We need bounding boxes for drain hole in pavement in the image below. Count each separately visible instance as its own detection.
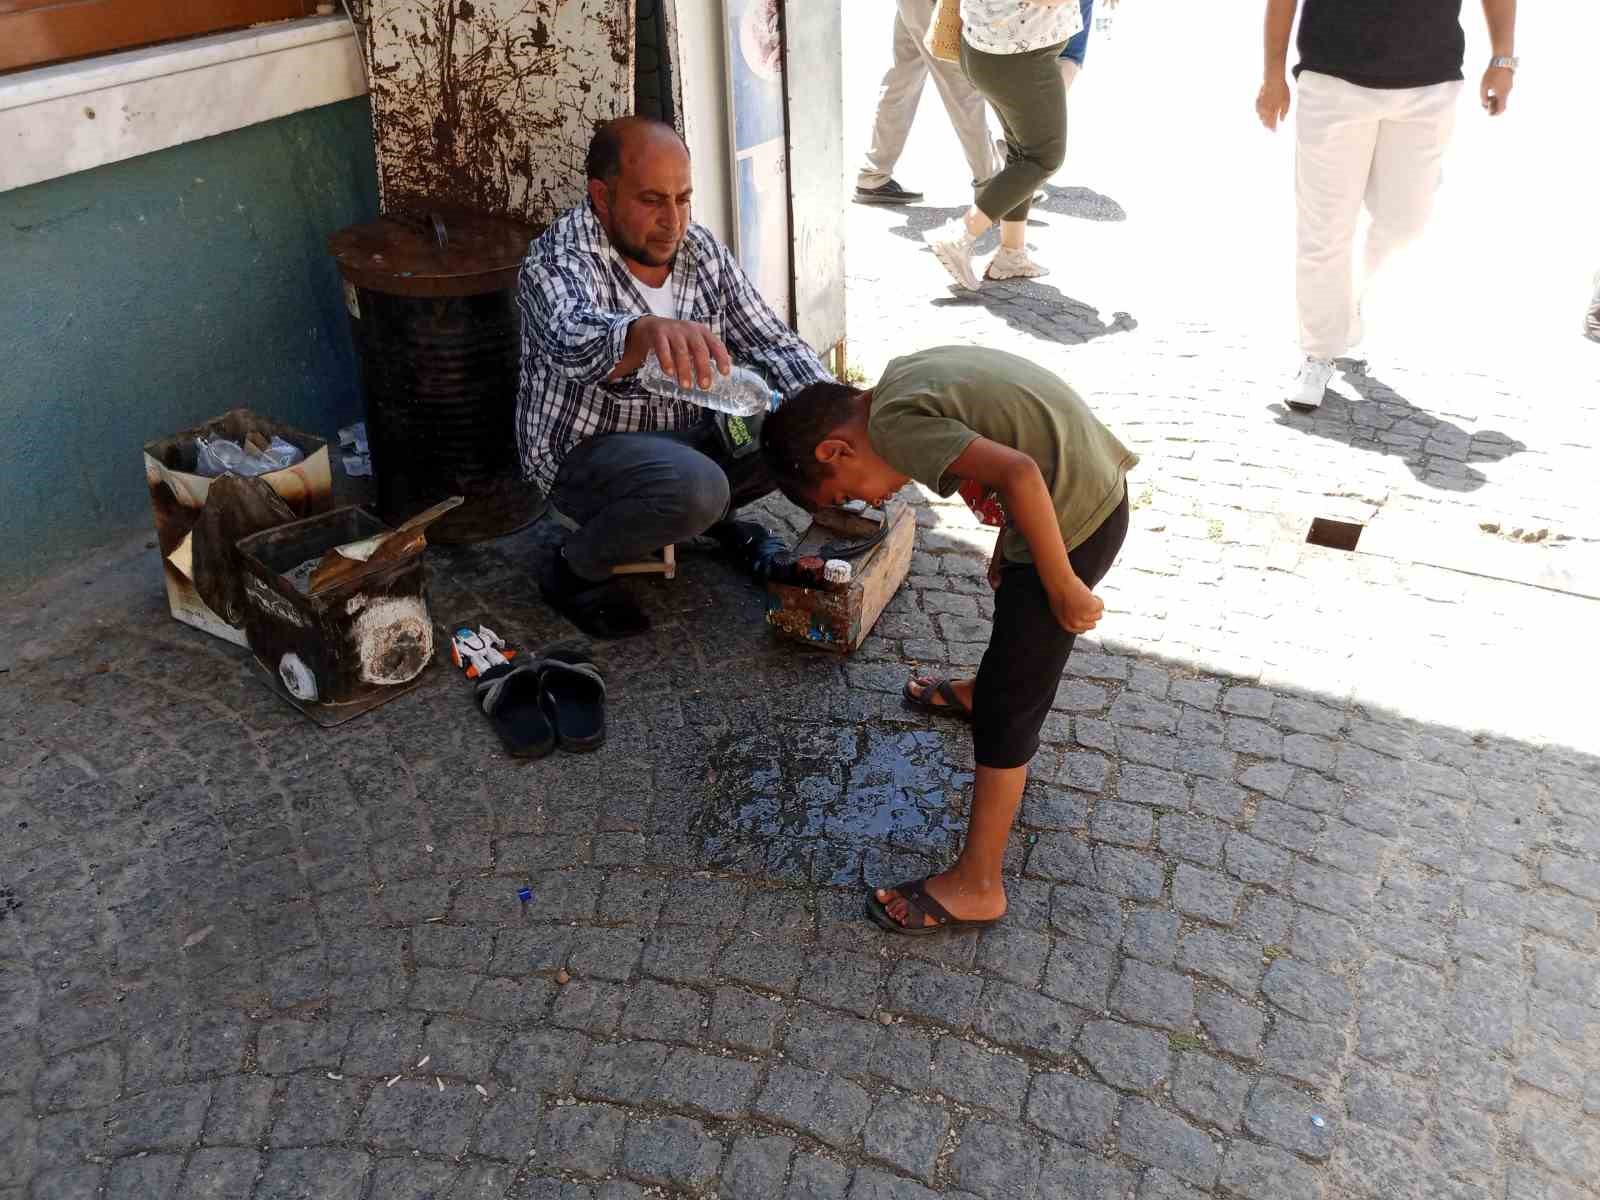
[1306,518,1363,552]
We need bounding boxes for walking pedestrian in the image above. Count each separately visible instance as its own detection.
[1057,0,1112,93]
[922,0,1084,288]
[855,0,1005,205]
[1257,0,1519,410]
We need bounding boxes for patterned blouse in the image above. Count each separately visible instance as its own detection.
[960,0,1084,55]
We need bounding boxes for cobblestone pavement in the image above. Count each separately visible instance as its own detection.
[5,8,1600,1200]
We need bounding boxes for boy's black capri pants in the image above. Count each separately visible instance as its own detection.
[971,489,1129,769]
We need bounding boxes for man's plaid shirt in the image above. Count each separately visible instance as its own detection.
[514,202,833,490]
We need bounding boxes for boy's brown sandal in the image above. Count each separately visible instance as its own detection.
[866,877,1004,937]
[902,676,973,723]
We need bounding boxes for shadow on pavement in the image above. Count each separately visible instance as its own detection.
[1033,183,1128,221]
[879,182,1127,248]
[881,203,984,247]
[2,493,1596,1199]
[1271,359,1528,492]
[932,279,1138,347]
[871,196,1137,343]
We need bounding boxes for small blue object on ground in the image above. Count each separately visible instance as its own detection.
[518,887,532,903]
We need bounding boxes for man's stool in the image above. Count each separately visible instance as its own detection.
[546,503,676,580]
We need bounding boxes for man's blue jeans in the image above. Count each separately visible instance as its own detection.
[548,420,773,581]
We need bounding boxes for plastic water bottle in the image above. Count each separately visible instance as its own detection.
[637,351,776,417]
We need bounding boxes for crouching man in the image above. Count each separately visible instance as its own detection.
[516,115,834,637]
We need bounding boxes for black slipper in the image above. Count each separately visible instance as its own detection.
[866,876,1004,937]
[537,649,606,753]
[902,676,974,723]
[540,557,650,639]
[474,663,556,759]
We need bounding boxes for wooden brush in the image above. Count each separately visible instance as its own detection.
[305,496,463,594]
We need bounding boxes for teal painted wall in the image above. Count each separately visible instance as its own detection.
[0,98,379,593]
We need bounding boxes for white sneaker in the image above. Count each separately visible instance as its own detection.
[1287,356,1334,410]
[1585,270,1600,343]
[985,247,1049,280]
[924,218,982,291]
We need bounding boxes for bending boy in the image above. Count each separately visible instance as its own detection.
[762,346,1138,933]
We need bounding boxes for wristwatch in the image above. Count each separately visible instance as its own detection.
[1489,55,1519,71]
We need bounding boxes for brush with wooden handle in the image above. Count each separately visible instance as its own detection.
[305,496,464,594]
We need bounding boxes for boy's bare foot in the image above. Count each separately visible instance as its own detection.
[874,870,1006,929]
[904,675,975,716]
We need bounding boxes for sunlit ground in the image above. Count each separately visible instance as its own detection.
[839,1,1600,756]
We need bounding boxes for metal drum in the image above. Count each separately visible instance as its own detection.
[329,207,543,544]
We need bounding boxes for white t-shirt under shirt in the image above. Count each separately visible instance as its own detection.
[960,0,1083,56]
[635,276,676,320]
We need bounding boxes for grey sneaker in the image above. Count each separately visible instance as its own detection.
[854,179,923,205]
[924,217,981,291]
[1585,270,1600,343]
[1287,356,1335,410]
[985,247,1049,280]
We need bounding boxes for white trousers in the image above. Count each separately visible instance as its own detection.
[1295,70,1462,359]
[858,0,1005,189]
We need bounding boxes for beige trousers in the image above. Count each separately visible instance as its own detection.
[1296,70,1462,359]
[858,0,1005,189]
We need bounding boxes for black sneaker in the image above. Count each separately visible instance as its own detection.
[854,179,924,205]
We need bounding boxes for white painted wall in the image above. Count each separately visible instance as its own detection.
[670,0,733,245]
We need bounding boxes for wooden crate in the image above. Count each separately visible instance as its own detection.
[765,501,915,653]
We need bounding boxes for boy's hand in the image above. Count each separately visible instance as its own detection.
[1049,578,1104,635]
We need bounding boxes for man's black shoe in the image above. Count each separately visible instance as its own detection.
[539,549,651,639]
[853,179,924,205]
[708,519,789,580]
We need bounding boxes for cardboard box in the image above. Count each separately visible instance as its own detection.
[143,409,333,646]
[236,506,432,725]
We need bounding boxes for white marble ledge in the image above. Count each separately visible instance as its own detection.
[1,15,368,193]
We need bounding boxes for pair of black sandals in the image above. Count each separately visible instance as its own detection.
[474,643,605,758]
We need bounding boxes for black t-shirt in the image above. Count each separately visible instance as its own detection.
[1296,0,1466,89]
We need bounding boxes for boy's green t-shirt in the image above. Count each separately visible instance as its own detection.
[867,346,1138,563]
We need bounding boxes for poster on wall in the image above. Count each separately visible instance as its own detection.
[724,0,792,325]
